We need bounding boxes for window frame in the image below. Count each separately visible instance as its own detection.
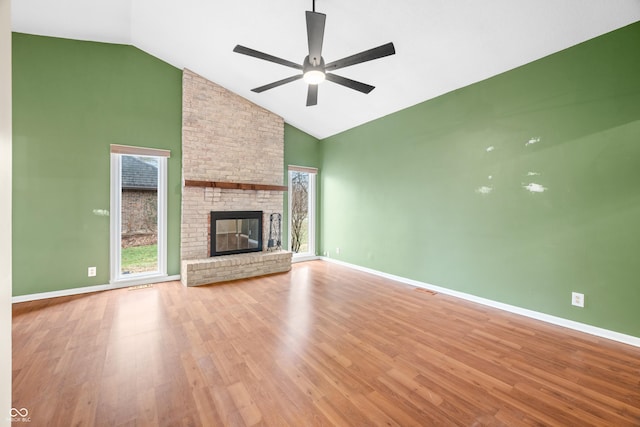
[110,145,169,285]
[288,165,317,259]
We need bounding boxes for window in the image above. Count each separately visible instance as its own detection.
[110,145,169,284]
[288,166,317,258]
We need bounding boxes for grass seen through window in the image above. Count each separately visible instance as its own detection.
[121,244,158,274]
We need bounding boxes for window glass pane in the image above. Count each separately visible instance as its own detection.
[120,155,159,275]
[290,170,310,254]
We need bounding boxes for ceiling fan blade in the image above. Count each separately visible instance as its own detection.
[306,11,326,64]
[233,45,303,70]
[251,75,303,93]
[325,73,375,94]
[325,42,395,72]
[306,84,318,106]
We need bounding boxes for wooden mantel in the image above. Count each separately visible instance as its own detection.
[184,180,287,192]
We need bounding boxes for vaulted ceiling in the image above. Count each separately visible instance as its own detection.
[12,0,640,139]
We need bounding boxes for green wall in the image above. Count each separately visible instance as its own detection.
[320,22,640,337]
[282,124,321,253]
[12,33,183,296]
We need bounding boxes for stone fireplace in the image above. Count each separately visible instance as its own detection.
[180,69,291,286]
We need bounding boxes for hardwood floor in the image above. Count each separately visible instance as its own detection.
[12,261,640,426]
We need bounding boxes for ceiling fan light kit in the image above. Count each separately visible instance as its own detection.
[303,69,326,85]
[233,1,395,106]
[303,55,326,84]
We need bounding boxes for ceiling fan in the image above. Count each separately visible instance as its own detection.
[233,1,396,107]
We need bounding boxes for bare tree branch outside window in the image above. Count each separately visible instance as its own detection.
[290,171,309,253]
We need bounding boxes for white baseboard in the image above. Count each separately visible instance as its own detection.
[321,257,640,348]
[12,275,181,303]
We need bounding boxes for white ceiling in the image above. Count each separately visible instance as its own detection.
[12,0,640,139]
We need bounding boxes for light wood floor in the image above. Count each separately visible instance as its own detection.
[12,261,640,426]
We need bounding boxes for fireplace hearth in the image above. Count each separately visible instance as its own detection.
[210,211,263,256]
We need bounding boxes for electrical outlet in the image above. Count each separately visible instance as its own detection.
[336,247,340,255]
[88,266,97,277]
[571,292,584,308]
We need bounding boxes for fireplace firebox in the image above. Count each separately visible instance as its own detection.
[210,211,263,256]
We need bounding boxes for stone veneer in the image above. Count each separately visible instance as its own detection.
[180,69,291,286]
[182,251,292,286]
